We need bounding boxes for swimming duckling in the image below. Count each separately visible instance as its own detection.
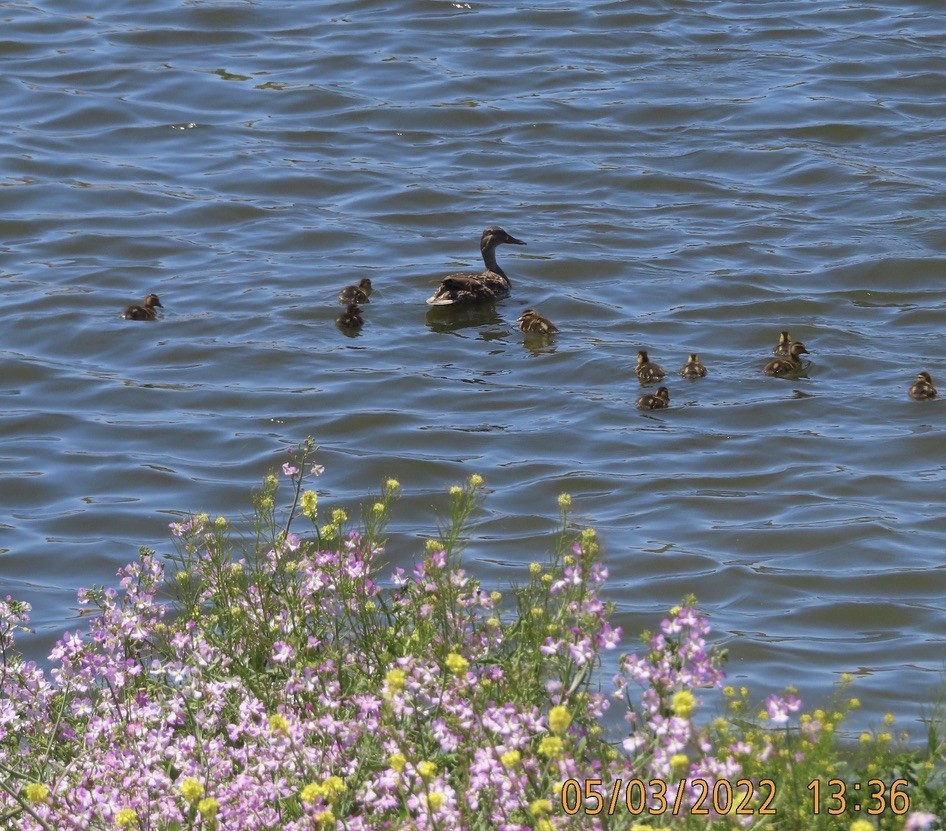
[637,386,670,410]
[121,293,163,321]
[339,278,372,305]
[426,226,526,306]
[518,308,558,335]
[773,331,792,357]
[680,353,707,379]
[763,341,809,376]
[635,350,665,384]
[335,303,364,330]
[908,371,937,401]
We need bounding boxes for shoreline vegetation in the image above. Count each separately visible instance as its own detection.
[1,439,943,830]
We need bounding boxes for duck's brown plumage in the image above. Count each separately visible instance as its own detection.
[763,341,809,376]
[680,353,707,379]
[637,386,670,410]
[635,350,665,384]
[121,293,163,321]
[426,227,525,306]
[335,303,364,330]
[518,308,558,335]
[339,278,372,305]
[773,331,792,357]
[909,371,937,401]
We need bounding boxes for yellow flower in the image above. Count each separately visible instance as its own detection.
[314,809,335,826]
[115,808,137,828]
[445,652,469,677]
[417,761,437,782]
[670,753,688,773]
[538,736,564,758]
[214,516,227,529]
[300,783,324,803]
[671,690,696,719]
[859,732,872,744]
[529,799,552,816]
[557,493,571,510]
[386,478,400,491]
[427,791,444,811]
[535,822,553,831]
[449,485,463,497]
[500,750,521,769]
[300,490,318,519]
[388,753,407,773]
[331,508,348,524]
[468,473,484,488]
[269,713,290,735]
[372,502,385,515]
[490,591,501,603]
[529,562,542,576]
[883,713,895,725]
[323,776,345,802]
[849,697,860,708]
[197,797,219,820]
[849,821,874,831]
[548,705,572,736]
[24,783,49,804]
[384,668,406,697]
[179,778,204,804]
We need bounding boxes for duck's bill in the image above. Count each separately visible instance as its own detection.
[506,235,526,245]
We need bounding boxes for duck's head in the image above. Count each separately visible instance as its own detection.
[637,350,650,365]
[789,341,809,357]
[481,227,526,251]
[687,353,700,362]
[358,278,373,292]
[144,293,163,309]
[655,387,670,402]
[518,309,537,321]
[917,371,934,384]
[777,330,791,344]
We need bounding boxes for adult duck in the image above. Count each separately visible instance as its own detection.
[426,227,525,306]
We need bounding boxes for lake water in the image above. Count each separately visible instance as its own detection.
[3,0,946,734]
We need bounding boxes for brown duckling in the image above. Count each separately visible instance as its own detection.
[121,293,163,321]
[518,308,558,335]
[426,226,526,306]
[635,350,665,384]
[763,341,809,376]
[335,304,364,330]
[773,331,792,357]
[680,353,707,379]
[339,278,372,305]
[637,386,670,410]
[908,371,937,401]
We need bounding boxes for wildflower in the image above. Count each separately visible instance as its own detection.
[548,705,572,735]
[536,822,553,831]
[501,750,521,768]
[314,809,335,826]
[468,473,484,487]
[538,736,564,758]
[557,492,571,510]
[269,713,290,735]
[445,652,469,677]
[386,478,400,491]
[372,502,385,515]
[529,799,552,817]
[282,462,299,478]
[417,761,437,782]
[859,732,872,744]
[24,783,49,804]
[849,697,860,708]
[311,462,325,476]
[388,753,407,773]
[905,813,937,831]
[179,778,204,804]
[671,690,696,719]
[214,516,227,528]
[883,713,895,725]
[323,777,345,802]
[300,783,323,803]
[300,490,318,519]
[529,562,542,576]
[670,753,688,773]
[332,508,348,524]
[197,798,219,820]
[764,692,801,725]
[428,791,444,811]
[850,821,874,831]
[115,808,138,827]
[384,667,406,697]
[449,485,463,497]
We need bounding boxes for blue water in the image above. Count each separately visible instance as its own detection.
[2,0,946,733]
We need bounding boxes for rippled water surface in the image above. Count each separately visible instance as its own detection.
[3,0,946,730]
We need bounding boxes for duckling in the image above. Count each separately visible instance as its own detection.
[773,331,792,357]
[680,353,707,379]
[339,278,372,305]
[335,303,364,330]
[518,308,558,335]
[637,386,670,410]
[121,293,163,321]
[635,350,665,384]
[908,371,937,401]
[763,341,809,376]
[426,226,526,306]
